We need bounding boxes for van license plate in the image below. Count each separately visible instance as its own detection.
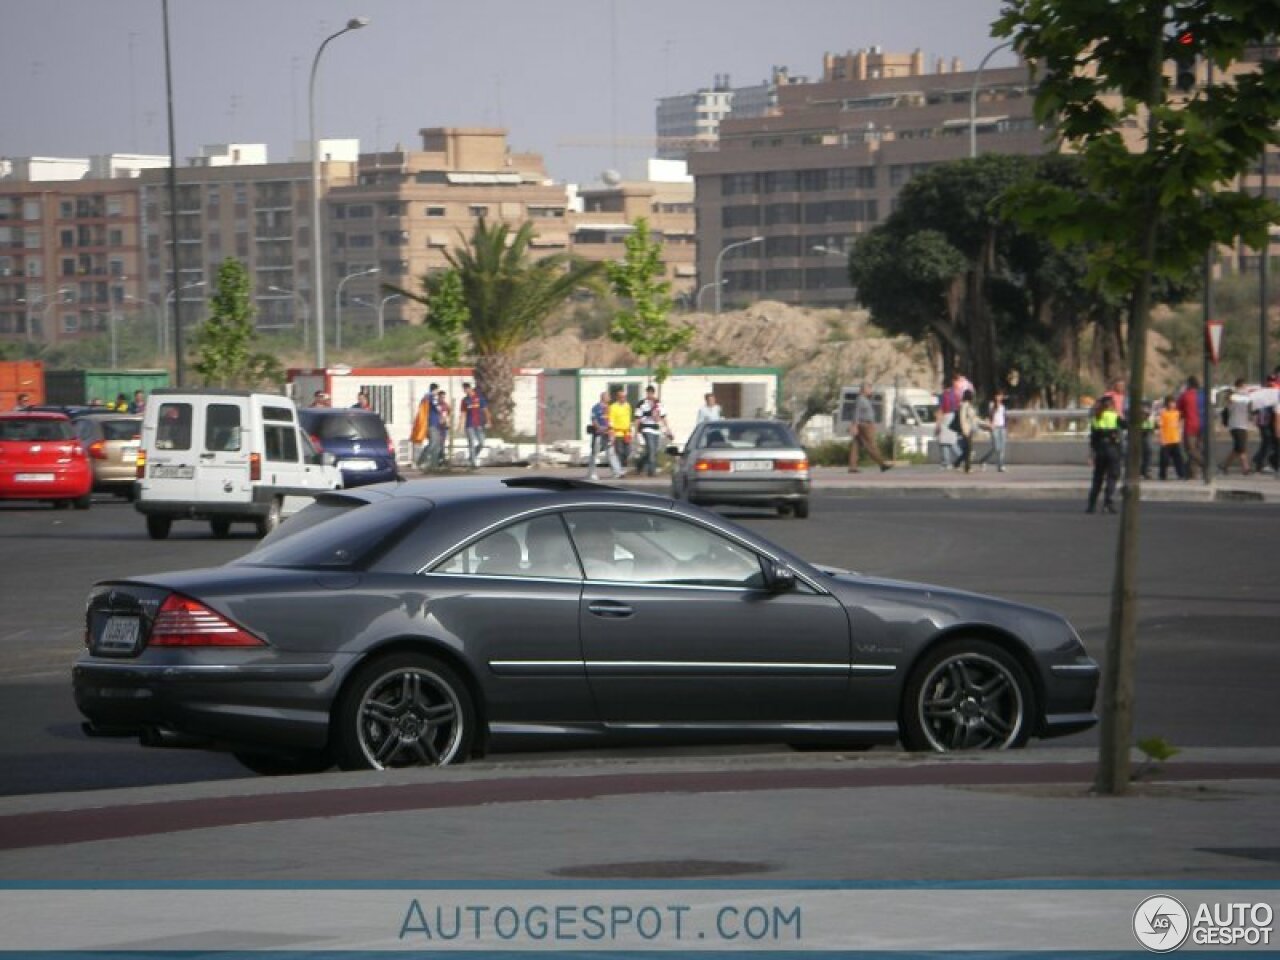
[734,460,773,472]
[151,464,194,479]
[99,617,140,654]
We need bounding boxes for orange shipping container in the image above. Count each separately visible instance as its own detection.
[0,360,45,410]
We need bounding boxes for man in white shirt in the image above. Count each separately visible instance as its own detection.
[1219,379,1254,475]
[695,392,722,425]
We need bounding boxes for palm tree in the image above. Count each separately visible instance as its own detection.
[399,219,604,436]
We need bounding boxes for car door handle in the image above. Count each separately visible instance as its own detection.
[199,453,216,459]
[587,600,634,619]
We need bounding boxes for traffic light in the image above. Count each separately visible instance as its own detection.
[1174,30,1197,92]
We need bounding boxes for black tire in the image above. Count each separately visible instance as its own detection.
[334,652,476,771]
[901,638,1034,752]
[254,498,282,538]
[775,504,791,517]
[233,749,333,777]
[210,518,232,539]
[73,493,92,511]
[52,500,71,510]
[146,515,172,540]
[793,499,810,519]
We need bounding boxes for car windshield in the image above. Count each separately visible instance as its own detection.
[311,414,387,441]
[235,496,431,569]
[0,418,74,441]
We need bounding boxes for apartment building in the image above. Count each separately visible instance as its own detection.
[0,171,147,344]
[689,50,1046,307]
[655,68,804,162]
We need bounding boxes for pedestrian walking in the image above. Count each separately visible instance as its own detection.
[695,392,722,425]
[1086,395,1123,514]
[1249,373,1278,474]
[1176,376,1205,479]
[633,385,672,477]
[607,386,632,478]
[1157,396,1187,481]
[411,383,450,472]
[848,383,892,472]
[1218,379,1253,476]
[459,382,491,470]
[129,390,147,415]
[976,389,1009,471]
[586,390,611,480]
[955,389,978,474]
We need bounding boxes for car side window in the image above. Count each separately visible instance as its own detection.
[565,509,765,588]
[433,515,582,580]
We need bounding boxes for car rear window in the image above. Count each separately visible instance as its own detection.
[312,414,388,441]
[234,496,431,569]
[102,420,141,441]
[0,418,74,441]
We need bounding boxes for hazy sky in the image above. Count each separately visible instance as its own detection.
[3,0,1013,185]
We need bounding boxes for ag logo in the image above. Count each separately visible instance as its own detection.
[1134,895,1190,952]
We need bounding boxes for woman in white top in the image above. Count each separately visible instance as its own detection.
[976,390,1009,471]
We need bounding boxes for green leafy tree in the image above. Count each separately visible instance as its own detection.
[996,0,1280,794]
[605,218,693,385]
[397,220,604,435]
[192,258,281,388]
[423,269,468,367]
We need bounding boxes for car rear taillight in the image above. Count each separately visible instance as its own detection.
[695,458,732,472]
[386,437,396,455]
[774,458,809,472]
[88,440,107,460]
[149,594,265,647]
[136,449,146,479]
[249,452,261,481]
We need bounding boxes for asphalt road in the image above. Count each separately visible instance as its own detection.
[0,492,1275,798]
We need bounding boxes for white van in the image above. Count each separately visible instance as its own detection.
[135,390,342,540]
[835,385,940,454]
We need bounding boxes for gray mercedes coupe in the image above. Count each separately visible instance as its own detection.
[74,477,1099,775]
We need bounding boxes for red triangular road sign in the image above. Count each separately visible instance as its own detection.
[1206,320,1225,365]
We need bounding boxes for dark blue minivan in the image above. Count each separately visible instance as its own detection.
[298,408,399,487]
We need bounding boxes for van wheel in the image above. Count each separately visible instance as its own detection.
[210,518,232,538]
[254,498,282,538]
[146,516,172,540]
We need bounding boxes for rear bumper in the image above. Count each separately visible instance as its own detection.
[688,476,810,507]
[0,467,92,499]
[73,658,341,751]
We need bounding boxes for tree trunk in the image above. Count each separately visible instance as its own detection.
[966,231,1000,399]
[474,352,515,438]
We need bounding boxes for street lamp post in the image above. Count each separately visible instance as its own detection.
[269,284,310,350]
[695,280,725,311]
[378,292,403,339]
[164,280,206,356]
[969,39,1015,159]
[714,236,763,314]
[42,289,74,340]
[335,266,379,350]
[310,15,371,370]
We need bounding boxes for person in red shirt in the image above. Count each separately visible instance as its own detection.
[1175,375,1204,479]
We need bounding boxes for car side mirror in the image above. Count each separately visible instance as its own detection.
[764,561,797,593]
[664,443,681,457]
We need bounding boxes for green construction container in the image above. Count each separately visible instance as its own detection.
[45,369,171,407]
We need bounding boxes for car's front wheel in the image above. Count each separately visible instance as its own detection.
[901,638,1034,751]
[334,653,476,770]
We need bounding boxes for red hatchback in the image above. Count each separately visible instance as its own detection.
[0,412,93,508]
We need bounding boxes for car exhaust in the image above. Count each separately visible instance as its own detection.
[81,720,142,739]
[139,726,211,749]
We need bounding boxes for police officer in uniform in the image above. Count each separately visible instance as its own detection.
[1087,394,1124,514]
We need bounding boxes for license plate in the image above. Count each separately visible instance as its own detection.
[15,473,55,483]
[734,460,773,472]
[151,464,194,479]
[120,444,139,461]
[341,458,378,471]
[98,616,140,654]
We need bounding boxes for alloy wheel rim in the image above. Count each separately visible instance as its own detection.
[357,667,463,768]
[917,652,1023,751]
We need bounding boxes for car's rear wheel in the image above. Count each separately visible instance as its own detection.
[233,748,333,777]
[254,498,282,538]
[334,653,476,770]
[210,518,232,538]
[73,493,92,511]
[901,638,1034,751]
[793,499,810,519]
[146,516,171,540]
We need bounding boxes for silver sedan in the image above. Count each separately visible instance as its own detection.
[668,419,811,518]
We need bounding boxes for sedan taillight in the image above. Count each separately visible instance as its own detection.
[149,594,265,647]
[694,458,732,472]
[774,458,809,472]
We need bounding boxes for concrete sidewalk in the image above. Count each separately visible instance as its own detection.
[1,746,1277,881]
[604,462,1279,503]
